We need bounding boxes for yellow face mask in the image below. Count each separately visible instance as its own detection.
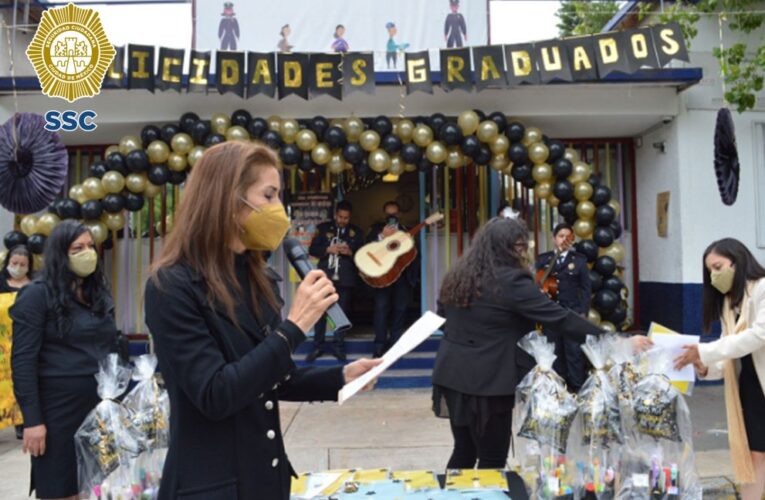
[69,248,98,277]
[239,200,291,251]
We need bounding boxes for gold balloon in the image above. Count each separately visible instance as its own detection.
[84,221,108,245]
[569,161,592,183]
[369,149,391,173]
[396,119,414,143]
[426,141,447,164]
[69,184,88,204]
[188,146,205,167]
[280,119,299,144]
[531,163,553,183]
[311,143,331,165]
[534,181,552,199]
[147,140,170,164]
[522,127,542,146]
[267,115,282,132]
[502,164,514,176]
[490,154,510,171]
[36,213,60,236]
[529,142,550,164]
[457,110,480,136]
[600,321,616,333]
[587,309,601,325]
[20,215,39,237]
[329,118,345,130]
[476,121,499,143]
[168,133,192,155]
[489,134,510,155]
[413,125,434,147]
[389,155,405,175]
[103,212,126,231]
[296,130,318,152]
[211,113,231,135]
[225,125,249,142]
[404,162,417,172]
[446,147,465,169]
[360,130,381,152]
[104,145,120,157]
[576,200,596,219]
[574,181,593,201]
[33,254,43,269]
[118,135,142,155]
[600,242,626,263]
[608,199,621,218]
[126,173,148,193]
[0,250,7,265]
[328,153,345,174]
[573,219,594,238]
[549,194,561,208]
[564,147,580,163]
[345,117,364,141]
[168,152,188,172]
[83,177,106,200]
[102,171,126,194]
[144,182,162,198]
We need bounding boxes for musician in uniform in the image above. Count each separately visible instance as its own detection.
[307,201,363,362]
[366,201,419,358]
[534,223,591,391]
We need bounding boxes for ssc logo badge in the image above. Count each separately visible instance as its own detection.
[26,3,115,103]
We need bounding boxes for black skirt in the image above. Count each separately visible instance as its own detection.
[31,375,99,498]
[739,355,765,452]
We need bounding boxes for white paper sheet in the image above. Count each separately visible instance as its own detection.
[648,332,700,383]
[338,311,445,405]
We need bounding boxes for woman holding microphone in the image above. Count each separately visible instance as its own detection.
[144,141,379,500]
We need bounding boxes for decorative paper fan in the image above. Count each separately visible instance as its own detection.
[0,113,68,214]
[713,108,740,206]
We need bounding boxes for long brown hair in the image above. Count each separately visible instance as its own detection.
[151,141,280,324]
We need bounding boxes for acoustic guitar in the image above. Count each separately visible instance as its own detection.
[535,232,575,299]
[355,213,444,288]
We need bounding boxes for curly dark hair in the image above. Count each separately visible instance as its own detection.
[42,220,111,337]
[439,217,530,308]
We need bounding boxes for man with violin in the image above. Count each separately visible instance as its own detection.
[535,223,591,392]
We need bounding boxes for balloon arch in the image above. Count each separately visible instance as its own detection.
[3,109,630,331]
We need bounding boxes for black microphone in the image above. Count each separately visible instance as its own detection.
[283,237,352,333]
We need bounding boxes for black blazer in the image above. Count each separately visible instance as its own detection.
[144,262,344,500]
[432,266,603,397]
[535,250,591,314]
[308,221,364,288]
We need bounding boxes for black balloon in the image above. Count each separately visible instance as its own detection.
[279,144,301,165]
[179,112,200,134]
[248,118,268,139]
[148,165,170,185]
[205,133,226,147]
[3,231,27,250]
[428,114,446,138]
[589,270,604,292]
[362,117,375,129]
[354,159,372,177]
[610,221,623,239]
[522,177,536,189]
[548,141,565,162]
[594,256,617,277]
[592,185,612,206]
[553,158,573,179]
[594,289,619,315]
[309,116,329,138]
[381,134,402,154]
[48,198,63,216]
[603,276,624,293]
[461,135,481,158]
[414,115,429,126]
[593,226,615,248]
[576,239,599,263]
[126,150,150,173]
[474,146,492,166]
[372,116,393,137]
[509,143,528,163]
[102,194,126,213]
[418,156,434,172]
[506,122,525,143]
[27,234,46,254]
[140,125,161,147]
[81,200,104,220]
[160,123,180,144]
[607,303,627,326]
[107,152,128,175]
[588,174,601,188]
[473,109,486,122]
[596,205,616,226]
[343,143,365,164]
[542,135,551,146]
[231,109,252,128]
[511,163,532,182]
[102,233,114,251]
[299,153,315,173]
[488,112,506,133]
[58,198,81,219]
[169,170,187,185]
[192,120,211,145]
[324,126,347,149]
[440,123,462,146]
[553,180,574,202]
[262,130,283,150]
[558,199,577,218]
[400,143,422,164]
[125,193,145,212]
[90,161,108,179]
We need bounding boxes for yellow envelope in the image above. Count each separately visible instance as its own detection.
[445,469,506,489]
[648,322,692,394]
[391,470,439,490]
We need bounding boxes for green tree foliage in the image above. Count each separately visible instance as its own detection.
[557,0,621,37]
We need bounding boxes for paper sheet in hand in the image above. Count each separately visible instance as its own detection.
[648,322,699,384]
[338,311,444,404]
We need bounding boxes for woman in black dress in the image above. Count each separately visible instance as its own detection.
[11,220,117,499]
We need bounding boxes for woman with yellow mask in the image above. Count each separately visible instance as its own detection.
[676,238,765,500]
[144,141,381,500]
[11,220,117,500]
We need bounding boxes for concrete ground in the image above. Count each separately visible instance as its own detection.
[0,384,740,499]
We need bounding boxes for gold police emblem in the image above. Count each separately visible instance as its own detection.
[26,3,115,103]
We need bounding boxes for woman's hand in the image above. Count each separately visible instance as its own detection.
[343,358,384,391]
[287,270,338,333]
[673,344,701,371]
[22,424,46,457]
[630,335,653,353]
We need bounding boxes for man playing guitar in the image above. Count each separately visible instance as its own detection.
[534,223,591,392]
